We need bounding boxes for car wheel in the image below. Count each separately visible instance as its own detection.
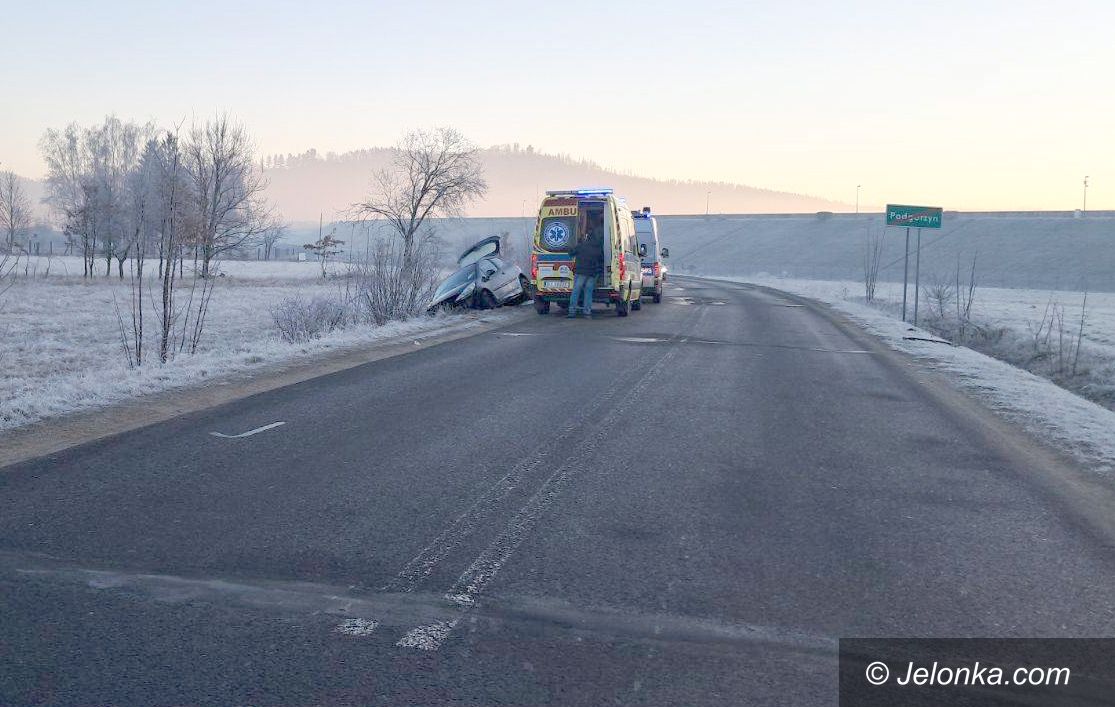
[479,290,498,309]
[518,276,532,303]
[616,298,629,317]
[535,299,550,315]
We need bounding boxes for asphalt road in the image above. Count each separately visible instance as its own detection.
[3,276,1115,705]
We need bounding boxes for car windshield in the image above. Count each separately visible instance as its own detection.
[433,264,476,300]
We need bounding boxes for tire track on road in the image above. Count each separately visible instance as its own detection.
[396,306,709,650]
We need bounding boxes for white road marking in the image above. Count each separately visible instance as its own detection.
[209,421,286,439]
[498,332,537,337]
[612,336,666,343]
[335,618,379,636]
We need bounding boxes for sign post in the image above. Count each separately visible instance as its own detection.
[902,228,910,321]
[886,205,943,323]
[913,228,922,325]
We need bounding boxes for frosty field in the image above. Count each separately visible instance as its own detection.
[0,256,492,433]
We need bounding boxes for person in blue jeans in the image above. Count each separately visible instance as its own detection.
[568,225,605,318]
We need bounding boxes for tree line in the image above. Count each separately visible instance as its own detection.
[38,114,280,279]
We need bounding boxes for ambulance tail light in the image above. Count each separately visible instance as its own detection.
[653,262,661,277]
[618,253,626,281]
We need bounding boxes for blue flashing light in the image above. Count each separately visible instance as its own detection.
[544,187,615,198]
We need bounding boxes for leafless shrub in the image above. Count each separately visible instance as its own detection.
[1025,292,1090,380]
[862,225,885,302]
[349,230,441,325]
[270,295,349,343]
[921,275,955,321]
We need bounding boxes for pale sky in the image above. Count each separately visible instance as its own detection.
[2,0,1112,211]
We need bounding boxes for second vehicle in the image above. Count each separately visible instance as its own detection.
[427,236,531,312]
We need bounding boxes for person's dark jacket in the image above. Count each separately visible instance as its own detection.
[570,232,605,276]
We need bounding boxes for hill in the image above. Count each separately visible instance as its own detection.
[261,145,847,221]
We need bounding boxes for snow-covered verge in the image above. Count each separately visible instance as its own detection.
[0,266,510,434]
[714,276,1115,475]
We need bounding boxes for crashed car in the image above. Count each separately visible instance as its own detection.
[427,236,532,312]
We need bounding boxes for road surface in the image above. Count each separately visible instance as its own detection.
[3,277,1114,705]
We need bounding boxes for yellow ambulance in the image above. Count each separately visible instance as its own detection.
[530,188,645,317]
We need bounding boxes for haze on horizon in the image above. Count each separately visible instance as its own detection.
[2,0,1112,213]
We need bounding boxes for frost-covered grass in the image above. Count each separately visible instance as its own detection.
[0,261,504,433]
[741,277,1115,408]
[14,254,349,284]
[715,275,1115,474]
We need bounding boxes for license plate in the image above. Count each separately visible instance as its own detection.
[544,278,570,290]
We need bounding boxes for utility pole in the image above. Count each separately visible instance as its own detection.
[705,191,711,216]
[1083,176,1090,214]
[856,185,862,214]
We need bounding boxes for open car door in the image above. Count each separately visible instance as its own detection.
[458,236,502,268]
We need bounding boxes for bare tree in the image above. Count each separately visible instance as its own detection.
[1071,290,1089,377]
[151,131,196,363]
[304,228,345,279]
[353,127,486,268]
[40,117,151,278]
[184,115,273,277]
[41,124,94,276]
[0,249,17,305]
[0,170,33,252]
[260,223,285,260]
[955,252,978,342]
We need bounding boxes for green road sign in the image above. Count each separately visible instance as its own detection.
[886,204,943,229]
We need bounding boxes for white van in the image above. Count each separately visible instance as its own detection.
[633,208,668,303]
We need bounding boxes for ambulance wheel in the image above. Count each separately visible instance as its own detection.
[653,290,662,303]
[631,298,642,311]
[616,299,629,317]
[535,299,550,315]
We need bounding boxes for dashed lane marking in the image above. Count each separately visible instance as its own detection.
[209,421,286,439]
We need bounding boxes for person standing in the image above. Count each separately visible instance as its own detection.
[568,222,604,318]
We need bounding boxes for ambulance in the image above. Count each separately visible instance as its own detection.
[530,188,645,317]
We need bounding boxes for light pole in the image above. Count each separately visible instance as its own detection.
[856,185,862,214]
[1083,176,1089,214]
[705,191,711,216]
